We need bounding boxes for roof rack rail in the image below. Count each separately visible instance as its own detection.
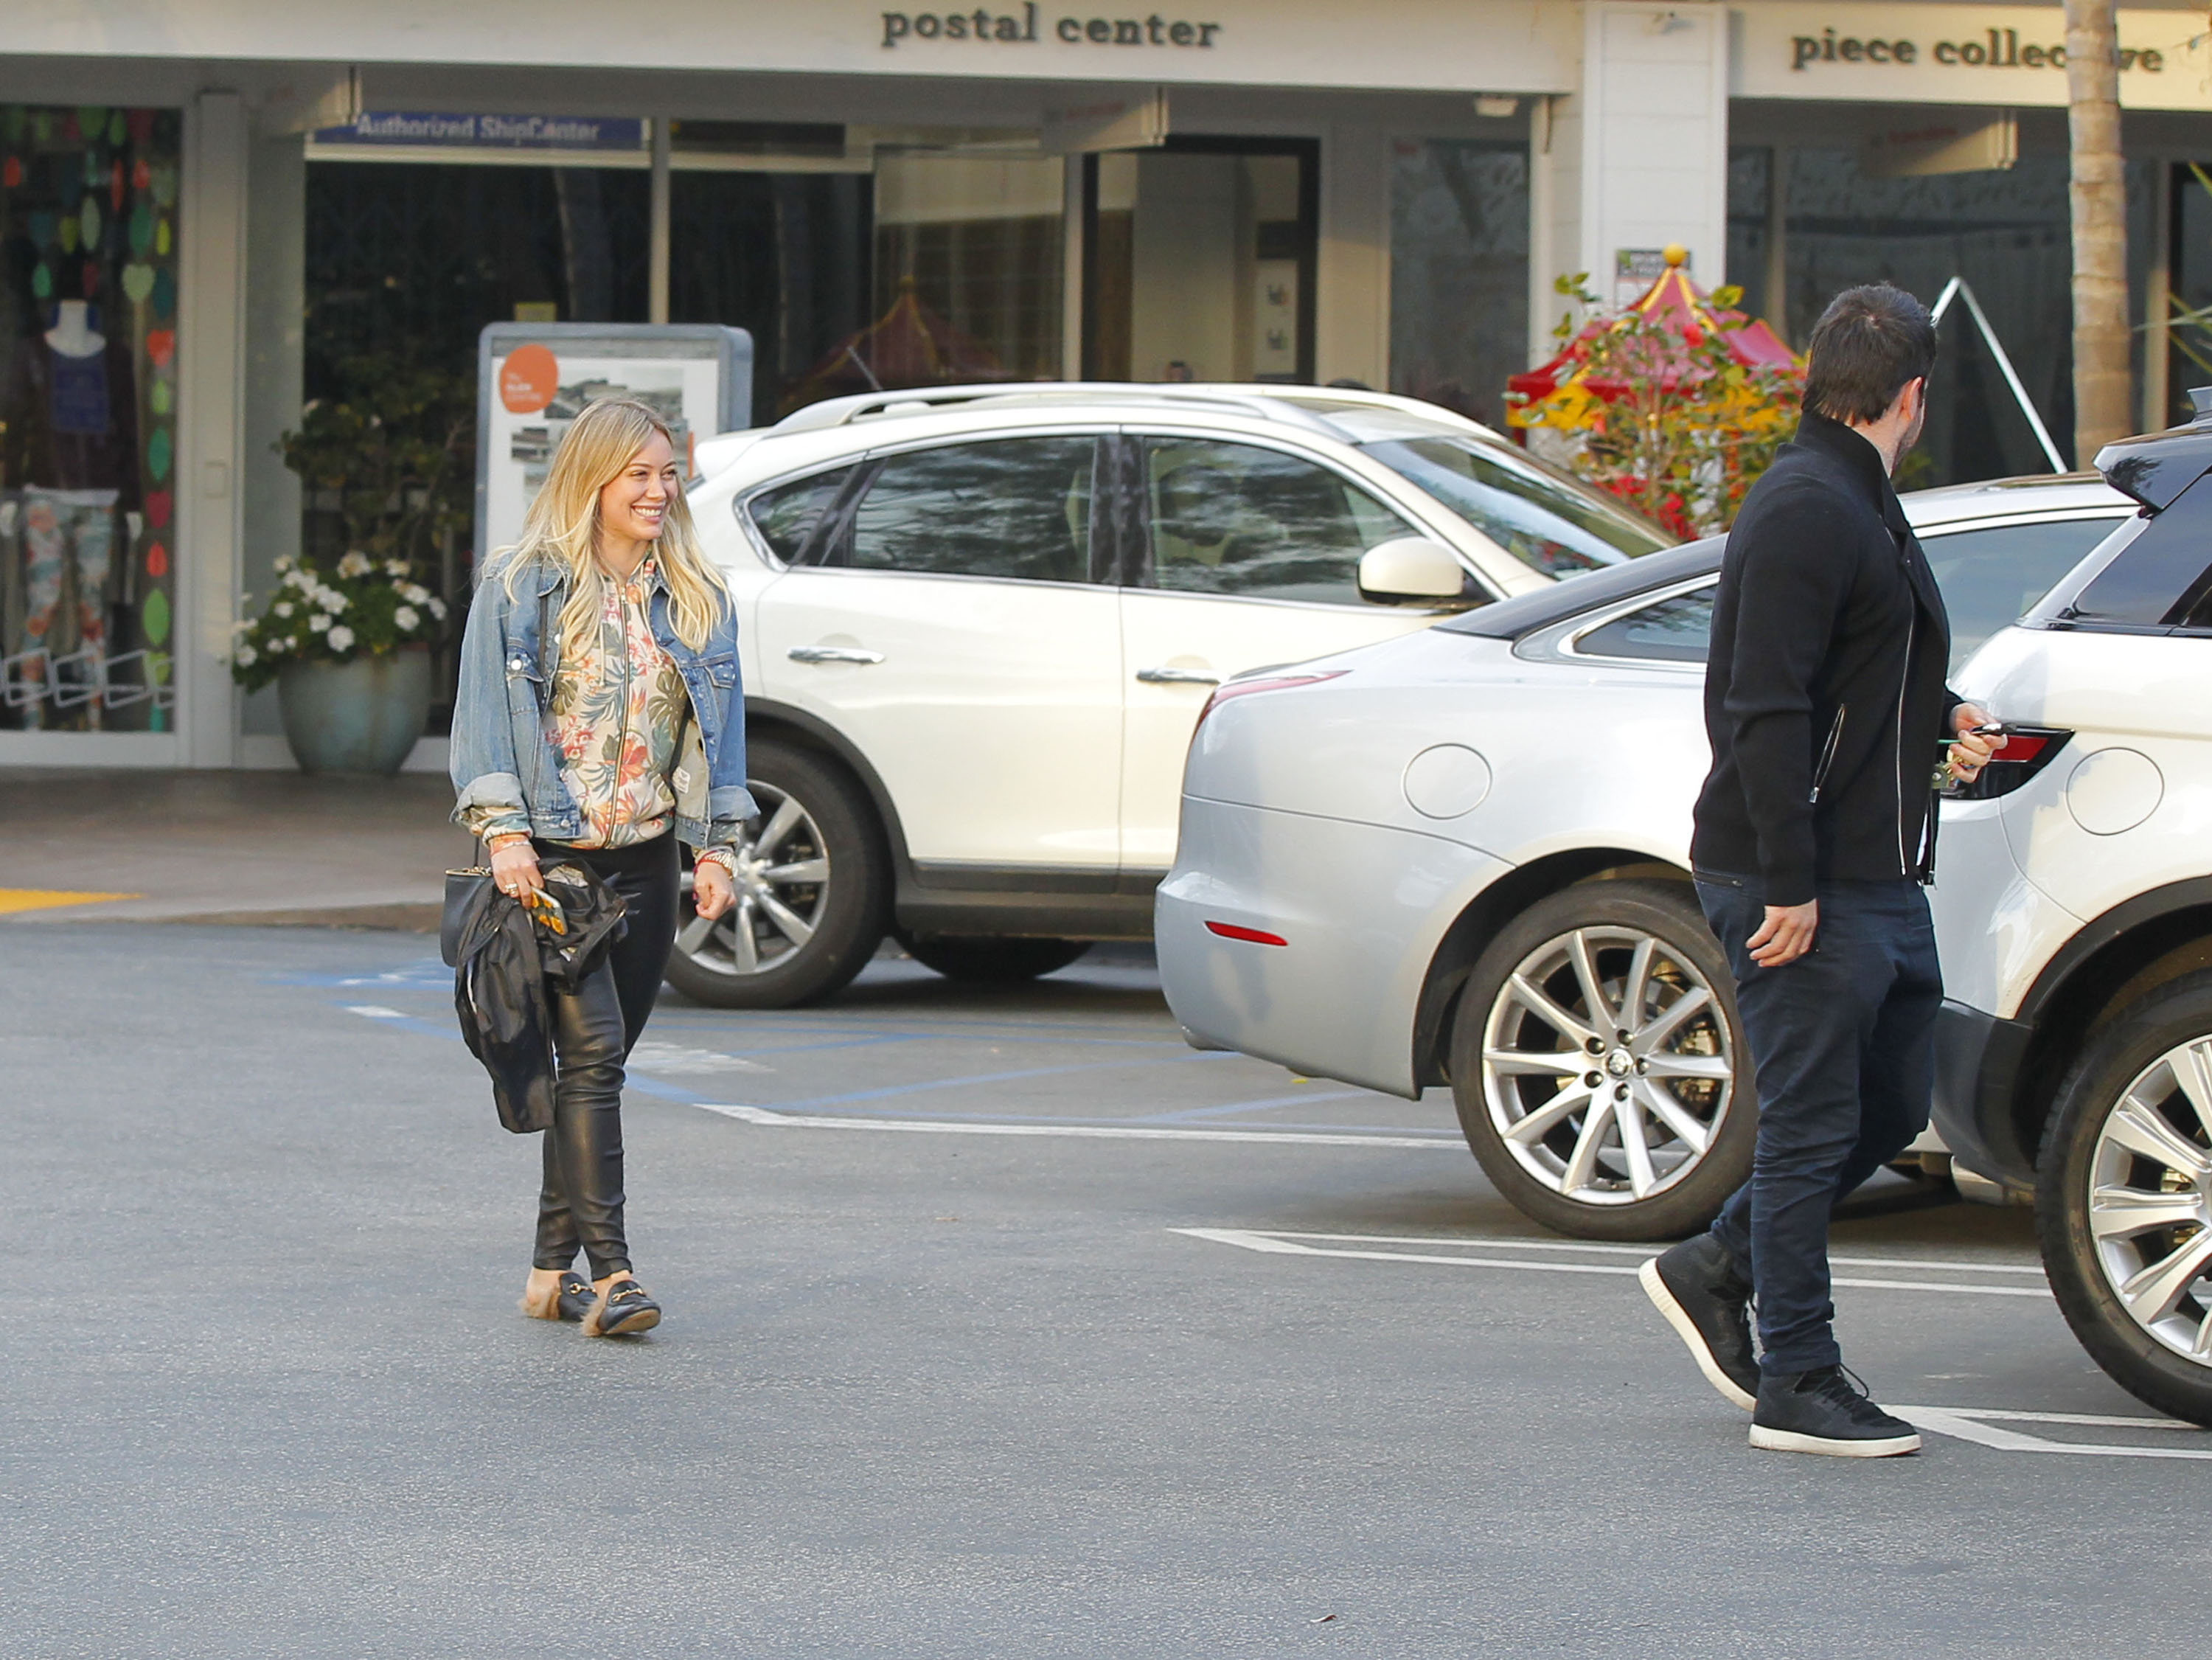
[765,380,1492,440]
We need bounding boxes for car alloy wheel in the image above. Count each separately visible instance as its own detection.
[1450,881,1753,1240]
[677,782,829,979]
[2039,968,2212,1425]
[1482,925,1734,1204]
[661,736,888,1010]
[2083,1038,2212,1362]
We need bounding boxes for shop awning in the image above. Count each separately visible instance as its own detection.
[1506,246,1796,432]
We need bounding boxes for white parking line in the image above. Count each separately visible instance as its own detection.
[1899,1406,2212,1459]
[1174,1227,2051,1297]
[695,1102,1463,1149]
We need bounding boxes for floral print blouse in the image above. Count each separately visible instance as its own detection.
[462,562,737,872]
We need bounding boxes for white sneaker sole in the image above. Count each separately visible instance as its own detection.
[1638,1257,1759,1411]
[1748,1424,1921,1458]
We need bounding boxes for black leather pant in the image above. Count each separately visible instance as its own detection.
[529,833,679,1280]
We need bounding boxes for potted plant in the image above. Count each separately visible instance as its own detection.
[235,350,473,774]
[232,552,450,774]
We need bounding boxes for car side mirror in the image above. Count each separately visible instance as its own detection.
[1357,537,1470,605]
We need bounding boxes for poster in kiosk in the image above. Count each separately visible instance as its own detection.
[474,324,754,568]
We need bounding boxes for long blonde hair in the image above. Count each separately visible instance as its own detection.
[487,396,730,659]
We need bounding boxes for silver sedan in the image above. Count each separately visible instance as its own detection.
[1155,473,2132,1240]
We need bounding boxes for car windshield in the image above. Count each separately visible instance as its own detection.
[1359,435,1672,577]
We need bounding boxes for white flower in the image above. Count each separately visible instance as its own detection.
[322,590,349,614]
[427,597,448,621]
[284,568,311,590]
[337,551,372,579]
[394,605,420,632]
[274,600,293,618]
[231,618,254,636]
[327,625,356,652]
[385,559,408,577]
[273,555,294,572]
[400,583,431,605]
[234,644,258,667]
[309,613,331,633]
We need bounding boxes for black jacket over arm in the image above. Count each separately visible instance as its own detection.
[1691,411,1962,906]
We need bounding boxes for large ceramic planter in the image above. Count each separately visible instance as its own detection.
[278,647,433,776]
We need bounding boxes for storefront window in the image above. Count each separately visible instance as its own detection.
[0,105,182,733]
[871,156,1064,386]
[1084,141,1315,384]
[1388,139,1529,427]
[1726,142,2155,483]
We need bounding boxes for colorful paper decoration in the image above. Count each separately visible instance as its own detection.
[152,269,174,319]
[80,260,99,297]
[145,542,170,578]
[122,262,153,305]
[129,201,152,255]
[156,218,170,257]
[146,489,172,530]
[28,209,53,248]
[1,157,18,188]
[58,216,77,254]
[29,263,49,299]
[142,586,170,647]
[146,328,175,368]
[150,164,176,207]
[132,157,150,191]
[109,158,123,210]
[79,196,100,251]
[106,110,125,147]
[149,378,171,415]
[147,427,171,482]
[127,109,153,146]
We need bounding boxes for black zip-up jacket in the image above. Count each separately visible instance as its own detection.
[1691,411,1962,906]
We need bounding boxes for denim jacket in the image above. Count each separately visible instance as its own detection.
[449,558,756,847]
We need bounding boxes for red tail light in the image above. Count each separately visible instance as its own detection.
[1193,670,1348,733]
[1944,726,2073,801]
[1205,920,1287,946]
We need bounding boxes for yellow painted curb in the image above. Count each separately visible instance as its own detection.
[0,888,141,914]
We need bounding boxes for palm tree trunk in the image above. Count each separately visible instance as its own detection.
[2065,0,2132,458]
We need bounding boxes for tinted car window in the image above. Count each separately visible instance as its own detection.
[2062,478,2212,629]
[1921,514,2131,671]
[745,466,852,564]
[1360,436,1670,577]
[1139,437,1416,604]
[1576,586,1714,661]
[841,439,1097,582]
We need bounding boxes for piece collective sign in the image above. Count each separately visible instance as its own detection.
[1734,4,2212,108]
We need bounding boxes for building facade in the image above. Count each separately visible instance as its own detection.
[4,0,2208,768]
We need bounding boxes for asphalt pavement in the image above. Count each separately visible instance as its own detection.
[5,918,2206,1659]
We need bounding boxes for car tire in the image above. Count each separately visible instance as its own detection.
[661,737,888,1010]
[1448,879,1754,1242]
[2038,969,2212,1426]
[899,934,1091,983]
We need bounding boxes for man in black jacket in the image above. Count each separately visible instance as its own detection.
[1639,285,2001,1457]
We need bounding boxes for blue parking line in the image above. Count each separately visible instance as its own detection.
[1139,1088,1368,1122]
[768,1050,1222,1111]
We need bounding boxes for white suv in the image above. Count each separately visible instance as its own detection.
[669,382,1670,1008]
[1933,401,2212,1423]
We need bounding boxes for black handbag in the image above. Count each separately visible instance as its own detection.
[442,855,494,968]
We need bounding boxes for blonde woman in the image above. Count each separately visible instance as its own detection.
[450,397,753,1338]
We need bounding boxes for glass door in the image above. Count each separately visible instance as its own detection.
[1082,138,1318,384]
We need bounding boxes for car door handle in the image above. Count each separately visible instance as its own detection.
[1135,667,1221,686]
[787,646,885,665]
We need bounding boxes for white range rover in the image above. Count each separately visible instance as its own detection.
[669,382,1670,1007]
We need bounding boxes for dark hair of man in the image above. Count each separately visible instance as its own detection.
[1801,284,1938,425]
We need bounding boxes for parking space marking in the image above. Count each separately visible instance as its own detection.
[1175,1227,2052,1297]
[695,1102,1461,1149]
[1898,1406,2212,1459]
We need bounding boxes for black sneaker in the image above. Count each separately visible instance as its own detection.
[1750,1366,1921,1457]
[1638,1233,1759,1411]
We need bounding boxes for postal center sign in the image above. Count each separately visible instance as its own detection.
[1733,4,2212,108]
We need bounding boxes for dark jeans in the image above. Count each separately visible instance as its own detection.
[1695,872,1942,1375]
[529,833,680,1280]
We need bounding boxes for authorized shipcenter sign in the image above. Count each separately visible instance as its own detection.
[1734,4,2212,108]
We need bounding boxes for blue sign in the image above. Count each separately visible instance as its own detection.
[311,112,646,150]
